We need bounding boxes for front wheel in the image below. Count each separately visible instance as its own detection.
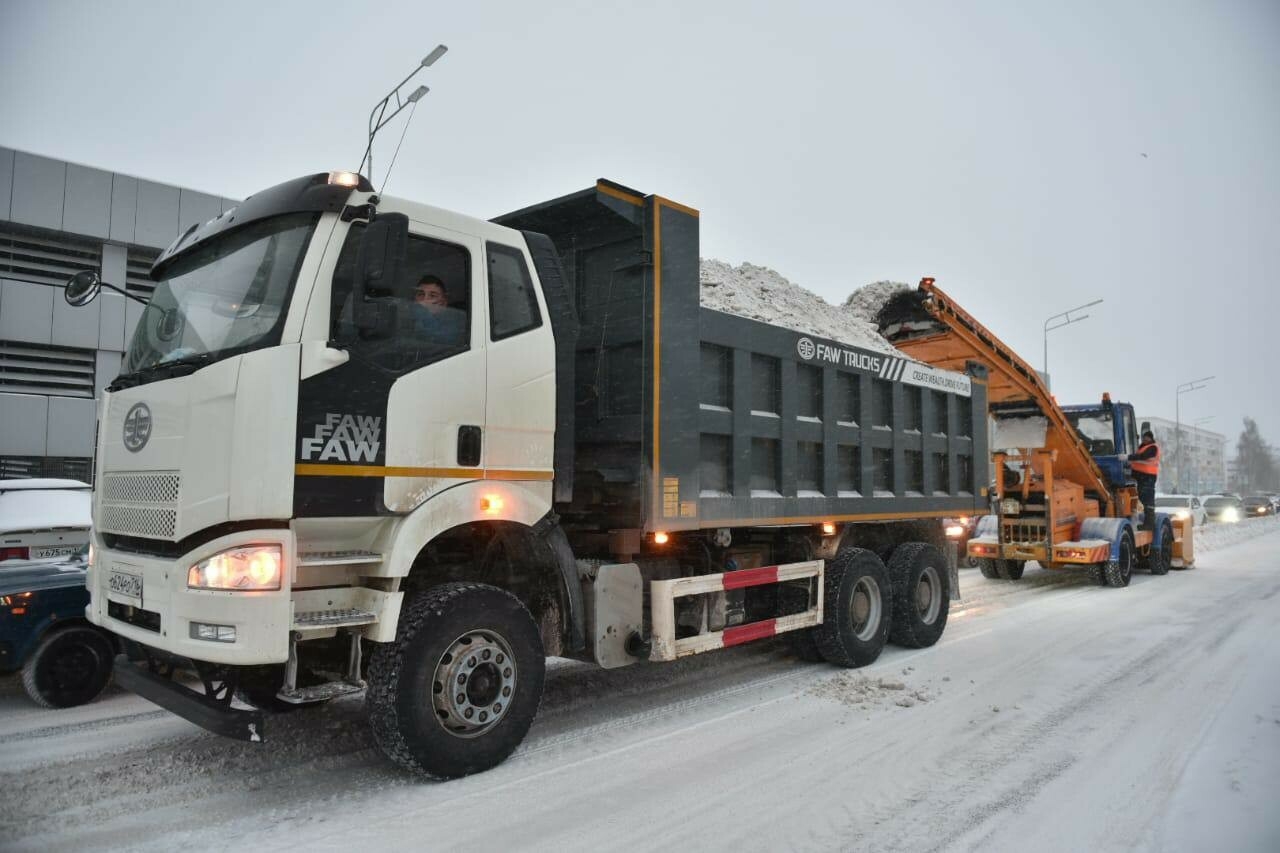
[22,625,114,708]
[367,583,545,778]
[812,548,891,668]
[996,559,1026,580]
[1102,530,1134,588]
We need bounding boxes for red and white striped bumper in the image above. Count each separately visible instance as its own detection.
[649,560,824,662]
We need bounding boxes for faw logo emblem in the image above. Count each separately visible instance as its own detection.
[796,337,816,360]
[301,413,383,463]
[122,403,152,453]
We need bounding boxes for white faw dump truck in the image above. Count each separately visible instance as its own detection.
[65,172,988,777]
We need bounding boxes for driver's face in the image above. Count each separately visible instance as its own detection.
[414,283,446,307]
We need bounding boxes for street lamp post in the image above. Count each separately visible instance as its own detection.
[1043,299,1104,390]
[1175,375,1214,493]
[357,44,448,185]
[1191,416,1214,495]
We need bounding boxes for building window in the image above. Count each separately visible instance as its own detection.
[0,340,96,398]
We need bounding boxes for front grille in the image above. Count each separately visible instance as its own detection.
[104,473,181,504]
[108,600,162,633]
[101,505,177,539]
[1002,519,1046,544]
[100,471,181,540]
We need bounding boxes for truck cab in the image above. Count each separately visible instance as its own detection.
[1061,396,1140,486]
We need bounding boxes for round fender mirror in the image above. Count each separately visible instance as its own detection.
[64,270,102,307]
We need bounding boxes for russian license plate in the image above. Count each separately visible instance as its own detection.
[31,544,81,560]
[109,569,143,603]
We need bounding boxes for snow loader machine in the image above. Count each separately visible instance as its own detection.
[64,173,988,778]
[876,278,1193,587]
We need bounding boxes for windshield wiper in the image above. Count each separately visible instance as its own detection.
[108,352,221,391]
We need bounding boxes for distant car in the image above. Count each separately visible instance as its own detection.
[1243,496,1276,518]
[1155,494,1205,527]
[0,549,117,707]
[1202,495,1243,524]
[0,479,92,563]
[943,515,984,567]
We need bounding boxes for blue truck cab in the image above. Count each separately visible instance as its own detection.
[1061,395,1140,486]
[1,552,117,707]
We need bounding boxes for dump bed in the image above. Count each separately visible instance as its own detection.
[496,184,988,532]
[876,279,1115,513]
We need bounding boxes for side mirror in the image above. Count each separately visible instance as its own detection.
[65,270,102,307]
[352,213,408,339]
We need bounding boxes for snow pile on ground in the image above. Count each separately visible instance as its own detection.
[699,260,905,355]
[808,666,938,710]
[1196,515,1280,553]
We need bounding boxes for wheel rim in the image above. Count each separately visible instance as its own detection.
[1119,538,1133,582]
[44,640,102,700]
[850,576,882,641]
[431,630,517,739]
[915,566,942,624]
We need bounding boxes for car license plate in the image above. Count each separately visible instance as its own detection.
[109,569,143,603]
[31,544,81,560]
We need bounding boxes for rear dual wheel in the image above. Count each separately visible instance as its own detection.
[886,543,950,648]
[810,548,892,668]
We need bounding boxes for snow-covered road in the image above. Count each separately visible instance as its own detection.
[3,521,1279,852]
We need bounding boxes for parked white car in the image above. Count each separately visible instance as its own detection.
[0,479,92,562]
[1154,494,1206,527]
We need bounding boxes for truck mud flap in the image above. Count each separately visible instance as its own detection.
[113,655,265,743]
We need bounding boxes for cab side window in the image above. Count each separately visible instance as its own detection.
[486,242,542,341]
[331,225,471,372]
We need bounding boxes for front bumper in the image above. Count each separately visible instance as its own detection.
[87,528,294,665]
[967,538,1109,565]
[112,653,265,742]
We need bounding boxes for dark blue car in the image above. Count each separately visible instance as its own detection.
[1,552,117,707]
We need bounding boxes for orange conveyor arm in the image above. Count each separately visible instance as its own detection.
[877,278,1115,515]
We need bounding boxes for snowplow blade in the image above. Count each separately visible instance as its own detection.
[113,655,266,742]
[1172,516,1194,568]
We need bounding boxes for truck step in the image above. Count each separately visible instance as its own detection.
[297,550,383,567]
[293,608,377,629]
[277,680,366,704]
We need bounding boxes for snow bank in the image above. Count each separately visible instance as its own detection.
[1195,515,1280,553]
[699,260,905,355]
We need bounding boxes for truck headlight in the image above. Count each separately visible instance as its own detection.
[188,545,282,591]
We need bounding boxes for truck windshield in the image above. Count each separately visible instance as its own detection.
[1066,410,1114,454]
[117,212,319,384]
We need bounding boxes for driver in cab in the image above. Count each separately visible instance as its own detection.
[407,275,466,346]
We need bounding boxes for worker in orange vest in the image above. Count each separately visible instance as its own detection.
[1131,429,1160,531]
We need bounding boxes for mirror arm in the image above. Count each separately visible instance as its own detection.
[101,281,150,306]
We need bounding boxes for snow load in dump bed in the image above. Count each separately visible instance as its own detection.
[700,260,907,357]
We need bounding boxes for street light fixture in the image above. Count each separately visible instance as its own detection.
[1042,298,1103,390]
[1175,375,1214,492]
[357,45,449,185]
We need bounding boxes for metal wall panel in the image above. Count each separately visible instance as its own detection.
[99,244,128,351]
[0,278,55,344]
[46,395,96,455]
[0,147,14,220]
[52,285,102,348]
[62,163,113,239]
[109,173,138,243]
[0,392,48,455]
[10,152,66,231]
[134,180,180,248]
[179,189,221,234]
[95,350,122,396]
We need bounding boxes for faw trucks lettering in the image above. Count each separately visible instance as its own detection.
[798,337,883,371]
[300,413,383,462]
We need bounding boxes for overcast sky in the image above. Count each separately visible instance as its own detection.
[3,0,1278,451]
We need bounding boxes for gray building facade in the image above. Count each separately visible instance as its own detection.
[0,147,238,480]
[1139,415,1226,496]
